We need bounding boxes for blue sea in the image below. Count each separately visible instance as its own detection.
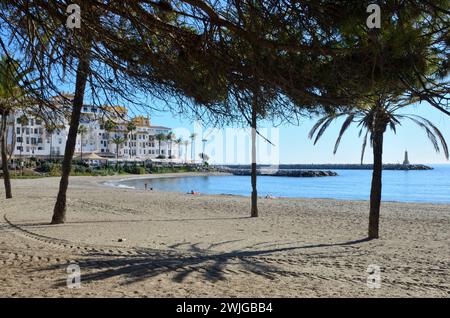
[113,164,450,204]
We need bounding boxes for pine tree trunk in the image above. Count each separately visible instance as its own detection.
[51,55,90,224]
[250,96,258,218]
[1,111,12,199]
[368,129,384,239]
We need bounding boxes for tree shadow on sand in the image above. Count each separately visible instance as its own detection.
[42,237,373,287]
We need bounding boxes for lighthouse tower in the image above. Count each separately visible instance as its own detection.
[403,150,410,165]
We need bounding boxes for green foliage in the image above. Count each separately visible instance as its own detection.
[49,163,62,176]
[126,122,137,132]
[104,119,117,132]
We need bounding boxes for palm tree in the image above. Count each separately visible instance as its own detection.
[155,133,166,157]
[183,140,190,163]
[111,136,126,160]
[77,125,88,161]
[0,57,32,199]
[104,119,116,154]
[44,123,57,160]
[309,98,449,239]
[126,122,137,158]
[166,131,175,158]
[175,137,183,159]
[189,133,197,162]
[201,138,207,163]
[17,114,28,172]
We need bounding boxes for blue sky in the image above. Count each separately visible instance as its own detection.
[151,101,450,165]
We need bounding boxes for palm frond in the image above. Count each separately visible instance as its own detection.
[360,129,370,164]
[333,114,355,154]
[308,115,331,139]
[309,113,347,145]
[313,117,335,145]
[388,121,397,134]
[406,116,441,155]
[406,115,449,159]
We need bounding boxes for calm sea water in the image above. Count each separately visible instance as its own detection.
[113,164,450,204]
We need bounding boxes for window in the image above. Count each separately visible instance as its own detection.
[38,147,43,150]
[36,120,42,125]
[16,127,20,134]
[26,128,30,135]
[26,137,30,144]
[58,138,62,144]
[17,146,22,151]
[17,137,22,143]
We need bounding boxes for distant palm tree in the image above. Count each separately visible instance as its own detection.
[201,138,207,163]
[175,137,183,158]
[17,114,28,163]
[126,122,137,158]
[189,133,197,161]
[183,140,190,163]
[111,136,126,160]
[310,99,449,239]
[44,123,56,160]
[104,119,116,154]
[77,125,88,161]
[155,133,167,156]
[166,131,175,158]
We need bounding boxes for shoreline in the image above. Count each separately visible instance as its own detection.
[101,172,450,205]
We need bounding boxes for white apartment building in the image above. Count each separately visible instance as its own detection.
[7,96,180,160]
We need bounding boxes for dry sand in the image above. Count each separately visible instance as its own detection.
[0,173,449,297]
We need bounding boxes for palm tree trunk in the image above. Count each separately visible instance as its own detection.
[1,111,12,199]
[20,135,23,175]
[368,129,384,239]
[51,54,90,224]
[250,97,258,218]
[49,135,53,161]
[191,138,194,161]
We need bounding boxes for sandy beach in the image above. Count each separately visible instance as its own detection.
[0,173,449,297]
